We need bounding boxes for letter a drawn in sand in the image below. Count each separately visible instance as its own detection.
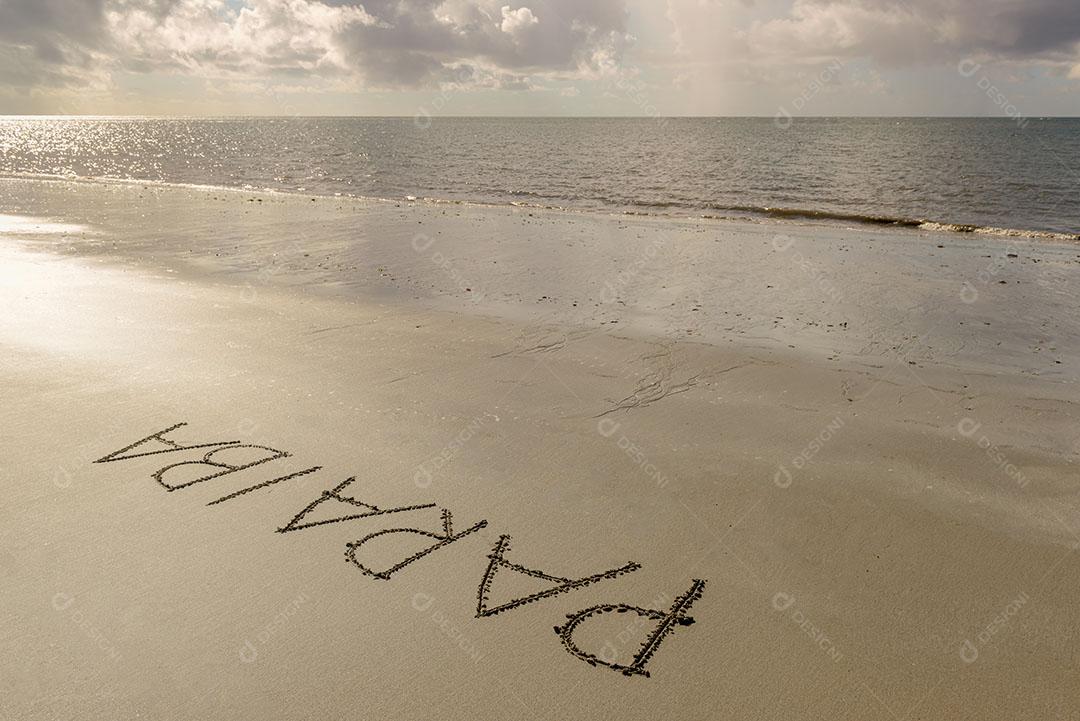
[475,534,640,618]
[94,422,238,463]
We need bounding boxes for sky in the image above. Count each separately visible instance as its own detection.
[0,0,1078,116]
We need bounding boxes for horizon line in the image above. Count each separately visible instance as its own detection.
[2,114,1077,120]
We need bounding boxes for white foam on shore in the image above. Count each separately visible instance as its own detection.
[917,221,1079,241]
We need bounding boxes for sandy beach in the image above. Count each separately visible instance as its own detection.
[2,177,1078,720]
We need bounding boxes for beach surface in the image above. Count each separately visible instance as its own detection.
[1,177,1077,720]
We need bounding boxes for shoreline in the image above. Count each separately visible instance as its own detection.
[3,172,1077,243]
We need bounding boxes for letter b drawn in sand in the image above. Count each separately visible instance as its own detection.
[153,444,291,491]
[554,579,706,678]
[345,509,488,580]
[475,534,641,618]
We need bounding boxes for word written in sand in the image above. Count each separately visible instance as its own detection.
[95,422,707,678]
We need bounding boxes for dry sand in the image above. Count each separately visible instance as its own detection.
[1,177,1077,720]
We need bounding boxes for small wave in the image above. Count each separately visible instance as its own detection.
[698,202,1078,240]
[917,221,1078,241]
[748,206,925,228]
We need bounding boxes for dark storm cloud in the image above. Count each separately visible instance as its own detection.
[973,0,1080,56]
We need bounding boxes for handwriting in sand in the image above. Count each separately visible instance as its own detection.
[95,422,706,678]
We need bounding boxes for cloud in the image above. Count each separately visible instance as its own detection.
[752,0,1080,66]
[0,0,631,94]
[332,0,630,87]
[656,0,1080,115]
[666,0,1080,69]
[107,0,379,76]
[4,0,1073,113]
[500,6,538,35]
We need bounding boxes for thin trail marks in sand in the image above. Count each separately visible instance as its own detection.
[595,373,701,417]
[595,344,698,417]
[304,323,365,336]
[489,322,599,359]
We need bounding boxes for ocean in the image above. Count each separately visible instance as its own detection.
[1,116,1077,237]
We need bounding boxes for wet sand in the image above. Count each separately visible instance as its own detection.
[1,178,1077,720]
